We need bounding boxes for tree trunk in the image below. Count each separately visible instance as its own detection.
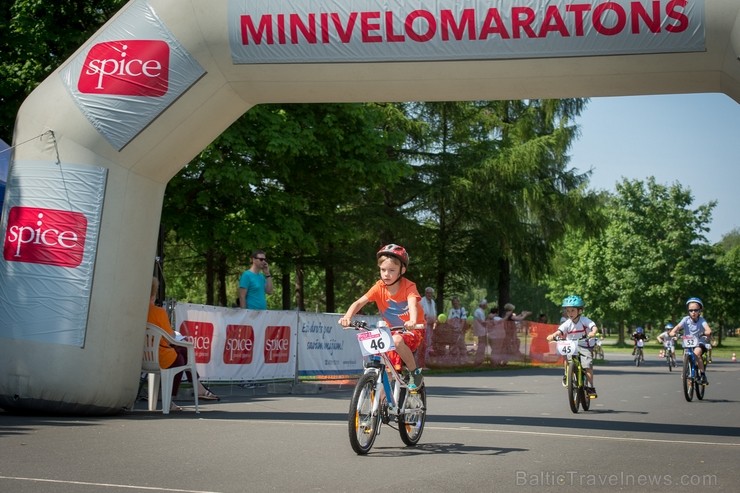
[281,271,291,310]
[154,223,166,303]
[205,249,214,306]
[217,252,228,307]
[295,261,305,311]
[325,262,335,313]
[497,256,511,314]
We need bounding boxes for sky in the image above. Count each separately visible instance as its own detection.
[567,93,740,244]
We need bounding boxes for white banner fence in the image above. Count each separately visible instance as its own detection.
[173,303,381,382]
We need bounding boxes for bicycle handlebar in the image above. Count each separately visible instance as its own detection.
[552,334,590,342]
[345,320,424,331]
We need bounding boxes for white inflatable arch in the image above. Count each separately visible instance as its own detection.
[1,0,739,414]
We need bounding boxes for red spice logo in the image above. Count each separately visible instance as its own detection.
[179,321,214,364]
[78,40,170,96]
[264,325,291,364]
[4,207,87,268]
[223,324,254,365]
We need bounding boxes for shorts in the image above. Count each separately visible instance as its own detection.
[388,328,423,370]
[569,346,593,369]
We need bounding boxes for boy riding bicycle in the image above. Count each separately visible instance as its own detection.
[339,244,425,391]
[669,297,713,385]
[631,326,648,356]
[546,295,599,398]
[657,323,677,366]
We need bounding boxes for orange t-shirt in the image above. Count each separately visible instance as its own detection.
[364,278,425,327]
[147,303,177,369]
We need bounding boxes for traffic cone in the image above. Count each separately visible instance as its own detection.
[732,353,737,363]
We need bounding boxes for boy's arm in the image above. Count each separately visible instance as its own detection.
[339,295,369,327]
[587,322,598,338]
[669,322,682,337]
[546,328,564,341]
[406,295,419,329]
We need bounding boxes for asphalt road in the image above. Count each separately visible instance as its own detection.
[1,353,738,493]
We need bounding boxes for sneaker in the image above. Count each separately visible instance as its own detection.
[700,373,708,385]
[408,368,423,391]
[585,387,598,398]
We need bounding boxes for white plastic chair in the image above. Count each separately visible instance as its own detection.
[142,322,200,414]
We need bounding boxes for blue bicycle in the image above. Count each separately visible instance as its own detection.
[346,320,426,455]
[681,335,707,402]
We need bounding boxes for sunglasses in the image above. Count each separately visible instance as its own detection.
[688,309,701,313]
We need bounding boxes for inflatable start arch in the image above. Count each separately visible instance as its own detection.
[1,0,739,414]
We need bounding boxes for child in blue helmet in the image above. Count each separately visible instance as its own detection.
[630,326,648,356]
[547,295,599,397]
[669,297,713,385]
[657,322,678,367]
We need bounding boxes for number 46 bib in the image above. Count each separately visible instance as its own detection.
[357,327,396,356]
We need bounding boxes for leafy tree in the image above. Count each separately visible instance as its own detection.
[710,229,740,342]
[162,103,417,310]
[547,178,716,343]
[403,99,597,311]
[0,0,125,140]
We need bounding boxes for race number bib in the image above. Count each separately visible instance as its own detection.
[555,340,578,356]
[357,327,395,356]
[682,335,698,348]
[636,339,644,348]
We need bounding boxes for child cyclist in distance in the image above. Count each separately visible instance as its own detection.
[669,297,713,385]
[339,244,425,391]
[546,295,599,398]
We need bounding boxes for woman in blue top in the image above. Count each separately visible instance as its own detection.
[669,297,713,385]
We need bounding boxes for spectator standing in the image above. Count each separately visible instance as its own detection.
[238,250,273,310]
[447,296,468,360]
[473,299,494,365]
[502,302,532,322]
[501,302,531,360]
[419,286,437,368]
[448,297,467,321]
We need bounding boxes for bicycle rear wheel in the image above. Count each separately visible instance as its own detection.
[695,368,706,400]
[398,386,427,446]
[682,356,694,402]
[567,361,579,413]
[348,373,381,455]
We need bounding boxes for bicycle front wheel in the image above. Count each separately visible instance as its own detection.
[567,361,579,413]
[348,372,381,455]
[682,356,694,402]
[398,386,427,446]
